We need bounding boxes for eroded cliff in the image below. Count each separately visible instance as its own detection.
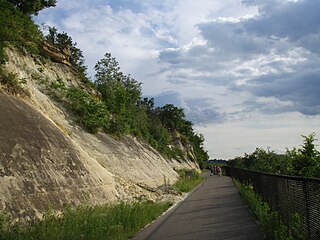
[0,48,199,218]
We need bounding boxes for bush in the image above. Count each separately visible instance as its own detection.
[0,70,29,96]
[66,87,110,133]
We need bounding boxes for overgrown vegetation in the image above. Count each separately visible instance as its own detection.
[66,87,110,133]
[228,133,320,178]
[0,0,44,63]
[0,202,171,240]
[234,180,303,240]
[173,170,204,192]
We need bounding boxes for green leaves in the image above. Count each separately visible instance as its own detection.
[7,0,56,15]
[229,133,320,178]
[44,26,88,75]
[67,87,110,133]
[94,52,143,135]
[292,133,320,177]
[0,0,43,62]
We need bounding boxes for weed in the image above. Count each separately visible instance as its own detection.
[173,169,203,192]
[0,202,171,240]
[0,70,29,96]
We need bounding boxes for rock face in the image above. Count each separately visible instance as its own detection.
[0,48,199,219]
[41,42,72,66]
[0,93,117,218]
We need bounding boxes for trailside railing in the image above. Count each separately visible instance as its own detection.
[226,166,320,240]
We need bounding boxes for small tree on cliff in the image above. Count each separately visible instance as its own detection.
[94,52,142,134]
[45,26,87,75]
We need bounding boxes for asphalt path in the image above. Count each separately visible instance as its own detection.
[132,173,264,240]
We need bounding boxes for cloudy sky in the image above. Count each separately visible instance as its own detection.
[35,0,320,159]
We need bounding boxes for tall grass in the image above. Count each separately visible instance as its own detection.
[0,201,171,240]
[173,170,204,192]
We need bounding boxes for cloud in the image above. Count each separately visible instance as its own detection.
[243,0,320,51]
[152,91,185,107]
[157,0,320,117]
[152,91,225,125]
[243,67,320,115]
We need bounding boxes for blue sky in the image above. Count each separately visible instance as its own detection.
[35,0,320,159]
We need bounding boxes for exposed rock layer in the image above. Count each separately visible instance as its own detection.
[0,48,199,218]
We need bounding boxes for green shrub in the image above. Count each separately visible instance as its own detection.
[0,70,29,96]
[66,87,110,133]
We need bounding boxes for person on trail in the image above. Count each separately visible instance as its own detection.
[210,166,214,176]
[216,166,222,177]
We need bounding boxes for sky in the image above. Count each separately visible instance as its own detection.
[35,0,320,159]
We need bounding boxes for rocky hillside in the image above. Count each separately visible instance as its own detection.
[0,47,199,219]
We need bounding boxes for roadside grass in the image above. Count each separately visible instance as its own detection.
[173,170,204,192]
[0,201,171,240]
[234,180,303,240]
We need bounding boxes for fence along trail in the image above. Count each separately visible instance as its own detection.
[226,167,320,240]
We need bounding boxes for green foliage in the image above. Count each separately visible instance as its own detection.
[0,70,29,96]
[44,26,88,76]
[188,133,209,169]
[173,170,204,192]
[0,0,43,63]
[66,87,110,133]
[234,180,304,240]
[7,0,56,15]
[155,104,209,166]
[0,202,171,240]
[292,133,320,177]
[94,53,142,135]
[228,133,320,178]
[158,104,189,131]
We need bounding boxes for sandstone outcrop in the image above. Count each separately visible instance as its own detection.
[41,42,72,66]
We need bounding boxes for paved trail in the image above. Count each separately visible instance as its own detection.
[133,173,263,240]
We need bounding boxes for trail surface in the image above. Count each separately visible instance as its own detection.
[133,173,263,240]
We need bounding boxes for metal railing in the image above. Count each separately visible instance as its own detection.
[226,167,320,240]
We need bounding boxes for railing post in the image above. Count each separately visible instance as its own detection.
[302,180,311,239]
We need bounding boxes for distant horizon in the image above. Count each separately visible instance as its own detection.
[35,0,320,159]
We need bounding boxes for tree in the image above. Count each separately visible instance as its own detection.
[94,52,142,134]
[45,27,87,75]
[292,133,320,177]
[229,133,320,178]
[8,0,56,15]
[189,133,209,169]
[158,104,189,132]
[0,0,43,63]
